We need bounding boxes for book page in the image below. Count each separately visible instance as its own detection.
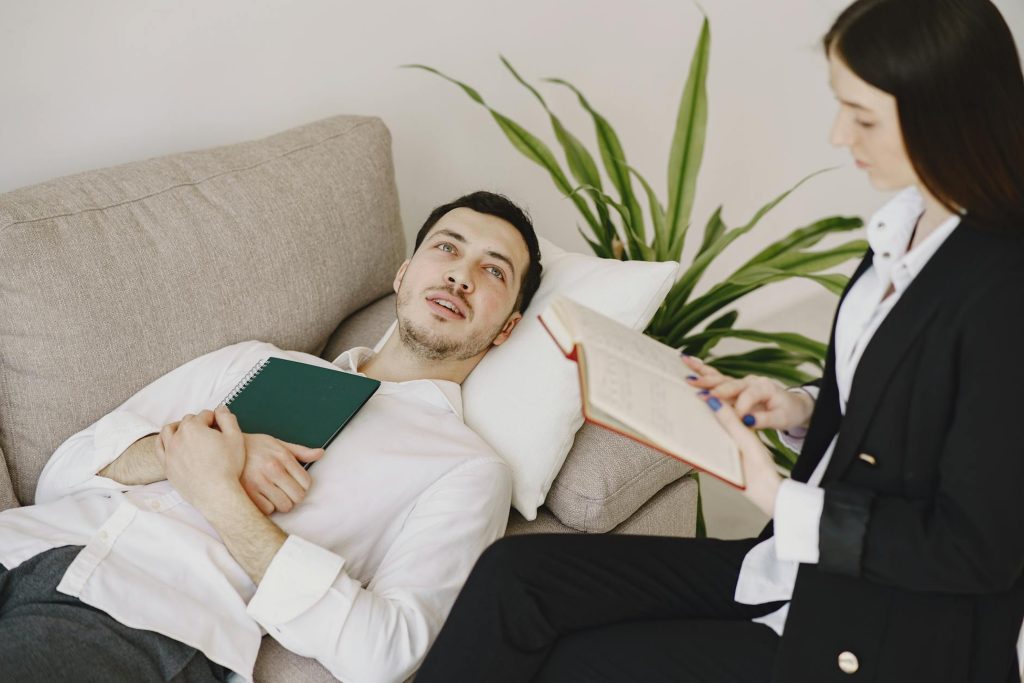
[581,343,743,486]
[552,297,687,383]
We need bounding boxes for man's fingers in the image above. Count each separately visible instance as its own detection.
[281,455,313,491]
[258,458,306,505]
[258,479,293,513]
[246,488,276,516]
[159,423,177,452]
[214,405,241,435]
[283,441,326,464]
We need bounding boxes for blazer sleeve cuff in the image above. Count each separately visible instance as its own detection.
[819,483,875,577]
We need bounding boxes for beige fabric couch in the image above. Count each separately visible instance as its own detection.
[0,114,696,681]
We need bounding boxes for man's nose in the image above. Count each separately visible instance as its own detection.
[447,271,473,292]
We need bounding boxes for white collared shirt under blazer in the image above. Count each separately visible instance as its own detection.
[0,341,512,683]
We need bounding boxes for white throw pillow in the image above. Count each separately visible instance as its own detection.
[375,237,679,519]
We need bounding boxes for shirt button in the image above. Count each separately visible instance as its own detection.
[838,651,859,674]
[878,221,886,229]
[881,251,892,259]
[97,531,109,541]
[148,500,160,511]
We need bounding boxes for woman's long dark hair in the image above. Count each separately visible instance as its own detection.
[825,0,1024,230]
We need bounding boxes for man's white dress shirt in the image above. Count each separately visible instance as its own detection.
[0,341,512,683]
[733,187,962,634]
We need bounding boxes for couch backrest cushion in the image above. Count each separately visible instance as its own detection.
[0,115,405,504]
[0,445,16,512]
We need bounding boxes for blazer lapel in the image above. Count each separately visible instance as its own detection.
[822,221,993,482]
[790,250,874,483]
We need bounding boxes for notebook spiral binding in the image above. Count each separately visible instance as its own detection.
[220,358,272,407]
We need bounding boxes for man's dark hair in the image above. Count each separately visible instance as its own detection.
[413,191,543,313]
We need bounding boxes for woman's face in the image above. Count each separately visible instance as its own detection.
[828,50,919,191]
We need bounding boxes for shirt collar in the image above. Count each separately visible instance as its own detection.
[331,347,465,420]
[867,186,961,293]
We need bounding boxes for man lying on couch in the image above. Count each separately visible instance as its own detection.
[0,190,542,683]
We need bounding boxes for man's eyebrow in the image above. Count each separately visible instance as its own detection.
[433,228,466,244]
[432,228,518,281]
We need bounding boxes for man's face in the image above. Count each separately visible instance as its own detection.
[393,207,530,361]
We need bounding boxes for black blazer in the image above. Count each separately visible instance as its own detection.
[770,215,1024,682]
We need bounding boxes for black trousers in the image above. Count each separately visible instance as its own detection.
[417,533,784,683]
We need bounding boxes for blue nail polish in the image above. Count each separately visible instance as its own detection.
[742,414,756,427]
[707,397,722,411]
[698,389,710,396]
[686,375,698,381]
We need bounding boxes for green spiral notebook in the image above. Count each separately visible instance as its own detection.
[220,356,381,465]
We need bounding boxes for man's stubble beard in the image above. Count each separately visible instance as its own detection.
[395,285,506,362]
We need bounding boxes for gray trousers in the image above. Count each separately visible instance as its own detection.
[0,545,229,683]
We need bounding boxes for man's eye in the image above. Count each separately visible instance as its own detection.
[487,266,505,280]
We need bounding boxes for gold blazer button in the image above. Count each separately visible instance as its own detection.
[838,650,860,674]
[858,452,877,466]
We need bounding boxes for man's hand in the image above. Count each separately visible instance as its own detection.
[241,434,324,514]
[156,406,246,512]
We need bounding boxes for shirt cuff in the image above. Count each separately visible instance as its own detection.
[246,535,351,626]
[773,478,824,563]
[778,385,820,451]
[93,411,161,476]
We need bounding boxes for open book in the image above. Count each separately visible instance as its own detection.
[539,296,744,489]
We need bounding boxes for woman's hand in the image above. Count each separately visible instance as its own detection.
[682,355,814,433]
[698,392,782,517]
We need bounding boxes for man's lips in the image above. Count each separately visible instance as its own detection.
[425,296,466,319]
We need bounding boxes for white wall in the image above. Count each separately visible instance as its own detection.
[3,0,1022,330]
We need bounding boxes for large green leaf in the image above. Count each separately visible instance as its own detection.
[500,57,616,248]
[404,64,602,239]
[674,309,738,355]
[791,273,850,295]
[709,356,817,384]
[743,214,861,268]
[546,78,646,248]
[664,16,710,259]
[570,184,655,260]
[728,240,869,286]
[663,240,863,342]
[660,170,828,316]
[681,328,827,362]
[697,206,726,256]
[628,165,666,253]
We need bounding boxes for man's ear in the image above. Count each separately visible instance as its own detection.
[491,311,524,347]
[393,259,410,293]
